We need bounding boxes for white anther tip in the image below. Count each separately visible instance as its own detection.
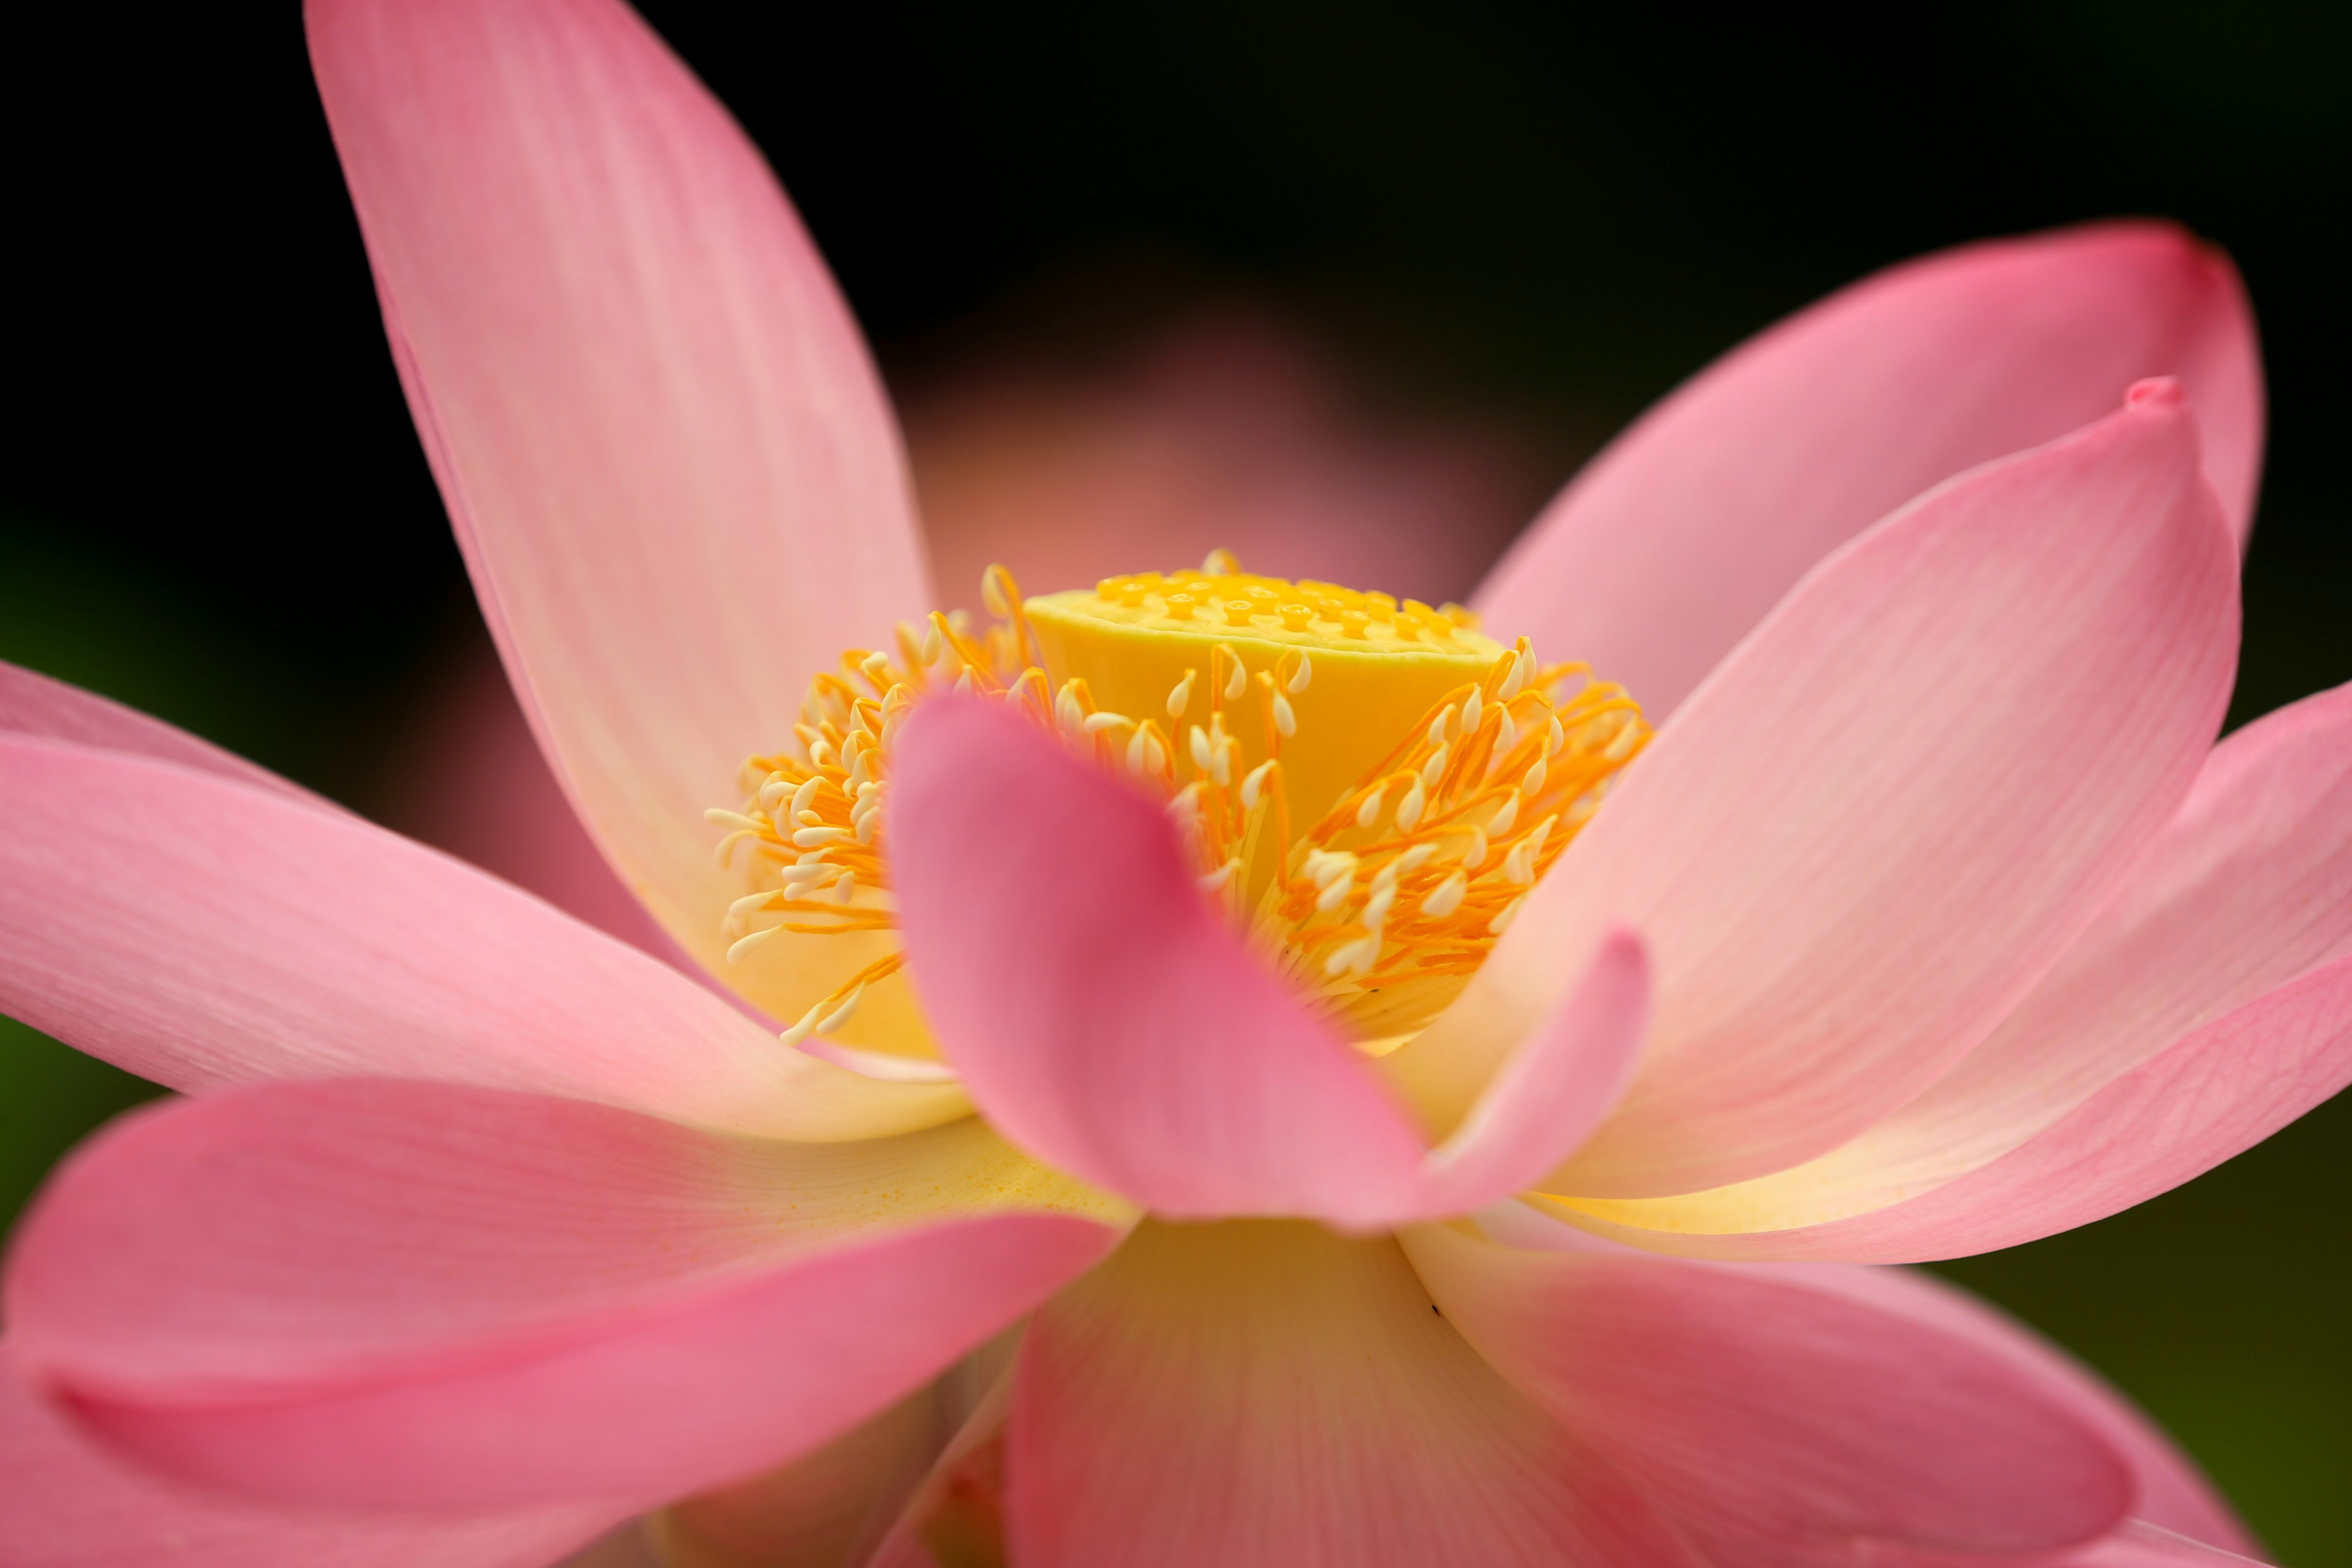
[1420,870,1469,919]
[1396,781,1427,832]
[726,925,783,963]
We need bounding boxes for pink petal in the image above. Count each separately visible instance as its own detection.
[1568,678,2352,1240]
[1477,221,2261,723]
[4,1080,1126,1510]
[1811,1265,2259,1557]
[889,698,1652,1227]
[1395,384,2241,1198]
[1575,951,2352,1264]
[307,0,932,989]
[0,1347,612,1568]
[0,734,968,1137]
[1399,1223,2133,1560]
[1472,1202,2258,1557]
[1008,1221,1704,1568]
[0,660,326,810]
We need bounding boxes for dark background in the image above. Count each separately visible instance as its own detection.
[4,2,2347,1558]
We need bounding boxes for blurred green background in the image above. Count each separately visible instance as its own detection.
[6,1,2348,1558]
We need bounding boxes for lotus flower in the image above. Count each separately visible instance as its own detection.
[1,0,2345,1564]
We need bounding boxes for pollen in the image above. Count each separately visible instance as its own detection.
[709,550,1649,1058]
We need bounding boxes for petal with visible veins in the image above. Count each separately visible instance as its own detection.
[1009,1220,1702,1568]
[0,1344,616,1568]
[0,735,966,1137]
[307,0,932,987]
[1558,952,2352,1264]
[1399,1221,2133,1562]
[891,698,1652,1228]
[1469,1201,2256,1558]
[4,1080,1128,1512]
[1477,221,2261,723]
[1565,679,2352,1242]
[1395,385,2240,1198]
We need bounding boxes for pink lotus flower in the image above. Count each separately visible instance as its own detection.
[0,0,2344,1564]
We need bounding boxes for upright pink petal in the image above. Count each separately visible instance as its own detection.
[0,735,963,1137]
[1399,1223,2133,1561]
[5,1080,1127,1511]
[0,660,326,810]
[1567,679,2352,1240]
[1478,221,2261,722]
[889,698,1653,1227]
[1395,385,2241,1197]
[0,1347,614,1568]
[307,0,932,986]
[1009,1221,1703,1568]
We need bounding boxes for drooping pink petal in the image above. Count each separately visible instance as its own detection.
[0,1347,614,1568]
[1564,679,2352,1240]
[1395,384,2241,1198]
[1477,221,2261,723]
[889,698,1653,1227]
[307,0,933,988]
[4,1080,1128,1512]
[1476,1201,2256,1558]
[1398,1222,2133,1562]
[0,735,965,1136]
[1807,1265,2260,1558]
[1008,1221,1704,1568]
[1567,951,2352,1264]
[0,660,326,810]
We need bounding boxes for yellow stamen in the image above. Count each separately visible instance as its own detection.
[706,554,1650,1057]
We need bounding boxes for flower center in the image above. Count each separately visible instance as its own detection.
[707,553,1648,1060]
